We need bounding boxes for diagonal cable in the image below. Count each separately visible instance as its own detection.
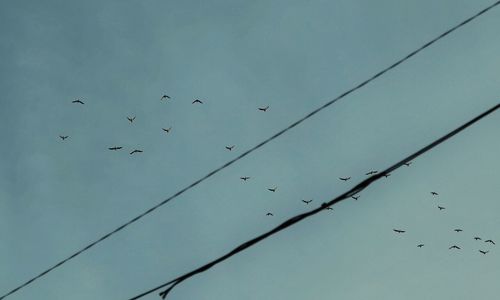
[130,103,500,299]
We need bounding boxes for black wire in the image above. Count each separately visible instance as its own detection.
[129,103,500,299]
[2,1,500,299]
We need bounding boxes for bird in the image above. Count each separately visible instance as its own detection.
[302,199,312,204]
[72,99,84,104]
[351,195,360,200]
[108,146,122,151]
[404,162,412,167]
[267,187,277,192]
[130,149,143,155]
[431,192,439,196]
[438,206,445,210]
[339,177,351,181]
[479,250,489,255]
[240,176,250,181]
[225,145,235,151]
[192,99,203,104]
[449,245,461,250]
[127,116,136,123]
[365,170,378,175]
[162,127,172,133]
[454,229,463,232]
[266,212,273,216]
[485,239,495,245]
[59,135,69,140]
[417,244,424,248]
[474,237,482,241]
[393,229,405,233]
[161,95,171,101]
[258,106,269,112]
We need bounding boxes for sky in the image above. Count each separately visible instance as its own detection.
[1,0,500,299]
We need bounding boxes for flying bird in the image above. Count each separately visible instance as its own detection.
[225,145,235,151]
[351,195,360,200]
[393,229,405,233]
[417,244,424,248]
[192,99,203,104]
[258,106,269,112]
[302,199,312,204]
[59,135,69,140]
[438,206,445,210]
[240,176,250,181]
[161,95,171,100]
[449,245,461,250]
[431,192,439,196]
[162,127,172,133]
[474,237,482,241]
[267,187,277,192]
[108,146,122,151]
[365,170,378,175]
[454,229,463,232]
[485,239,495,245]
[72,99,84,104]
[339,177,351,181]
[479,250,489,255]
[127,116,136,123]
[130,149,143,155]
[403,162,412,167]
[266,212,273,216]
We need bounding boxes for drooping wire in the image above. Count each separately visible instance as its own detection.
[129,103,500,299]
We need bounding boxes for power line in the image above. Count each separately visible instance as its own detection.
[129,103,500,299]
[2,2,499,299]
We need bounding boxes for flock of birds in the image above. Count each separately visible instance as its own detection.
[63,96,270,154]
[64,97,494,256]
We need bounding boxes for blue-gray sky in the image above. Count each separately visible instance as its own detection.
[1,0,500,299]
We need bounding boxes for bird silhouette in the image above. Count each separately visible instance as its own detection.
[431,192,439,196]
[417,244,424,248]
[404,162,412,167]
[365,170,378,175]
[267,187,277,192]
[240,176,250,181]
[301,199,312,204]
[485,239,495,245]
[266,212,273,216]
[192,99,203,104]
[339,177,351,181]
[225,145,235,151]
[162,127,172,133]
[479,250,489,254]
[161,95,171,100]
[127,116,136,123]
[258,106,269,112]
[130,149,143,155]
[393,229,405,233]
[454,229,463,232]
[59,135,69,140]
[351,195,360,200]
[474,237,482,241]
[438,206,445,210]
[72,99,84,104]
[449,245,461,250]
[108,146,122,151]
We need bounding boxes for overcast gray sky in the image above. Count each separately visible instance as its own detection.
[1,0,500,299]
